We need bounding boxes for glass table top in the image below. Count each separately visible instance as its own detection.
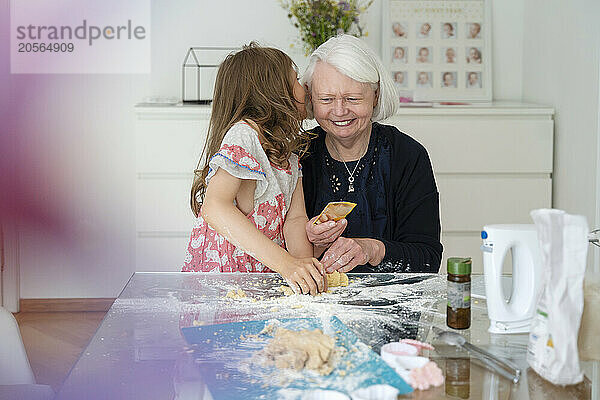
[55,272,595,399]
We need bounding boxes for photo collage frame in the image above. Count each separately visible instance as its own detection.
[382,0,492,102]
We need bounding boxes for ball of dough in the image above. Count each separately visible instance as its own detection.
[326,271,349,287]
[339,272,349,287]
[327,271,340,287]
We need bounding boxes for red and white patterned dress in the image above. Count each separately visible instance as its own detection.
[182,122,302,273]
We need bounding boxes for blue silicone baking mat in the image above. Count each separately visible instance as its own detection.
[181,316,412,399]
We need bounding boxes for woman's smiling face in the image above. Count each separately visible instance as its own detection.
[310,61,377,141]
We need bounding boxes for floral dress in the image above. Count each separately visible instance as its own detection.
[182,122,302,273]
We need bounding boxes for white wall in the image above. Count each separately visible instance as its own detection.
[5,0,534,298]
[144,0,524,101]
[521,0,600,271]
[491,0,523,100]
[597,66,600,273]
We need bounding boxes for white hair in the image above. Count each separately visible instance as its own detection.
[301,34,399,121]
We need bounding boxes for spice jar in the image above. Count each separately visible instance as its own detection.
[447,257,471,329]
[445,357,470,399]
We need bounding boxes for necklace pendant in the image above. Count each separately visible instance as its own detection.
[348,183,354,192]
[348,176,355,192]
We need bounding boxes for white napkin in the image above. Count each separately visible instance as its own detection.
[527,209,588,385]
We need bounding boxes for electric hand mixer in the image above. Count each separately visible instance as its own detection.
[480,225,543,334]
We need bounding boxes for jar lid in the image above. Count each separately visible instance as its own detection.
[447,257,472,275]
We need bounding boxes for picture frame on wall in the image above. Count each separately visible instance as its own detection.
[382,0,492,102]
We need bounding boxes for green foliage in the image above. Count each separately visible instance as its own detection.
[280,0,374,55]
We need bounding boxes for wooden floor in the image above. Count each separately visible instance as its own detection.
[14,312,106,393]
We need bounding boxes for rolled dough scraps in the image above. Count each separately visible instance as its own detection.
[258,327,337,375]
[277,285,295,296]
[225,288,247,299]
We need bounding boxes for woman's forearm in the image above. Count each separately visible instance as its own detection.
[375,238,441,272]
[355,238,385,265]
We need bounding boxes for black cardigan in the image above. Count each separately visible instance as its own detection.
[301,123,442,273]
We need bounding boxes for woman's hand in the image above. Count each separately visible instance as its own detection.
[305,216,347,248]
[277,257,326,296]
[321,237,385,273]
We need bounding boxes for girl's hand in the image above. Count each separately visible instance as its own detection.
[305,216,347,248]
[278,257,326,296]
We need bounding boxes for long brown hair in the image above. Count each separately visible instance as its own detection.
[190,43,310,217]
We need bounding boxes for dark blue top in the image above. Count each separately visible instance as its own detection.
[302,123,442,273]
[310,123,390,241]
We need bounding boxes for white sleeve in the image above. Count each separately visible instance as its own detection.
[205,123,268,199]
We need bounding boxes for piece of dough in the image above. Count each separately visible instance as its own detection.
[277,272,348,296]
[225,288,247,299]
[258,327,336,375]
[339,272,349,287]
[314,201,357,224]
[327,271,349,287]
[277,285,295,296]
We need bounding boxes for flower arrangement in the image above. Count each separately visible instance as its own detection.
[280,0,374,55]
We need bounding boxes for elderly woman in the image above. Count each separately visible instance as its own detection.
[301,35,442,274]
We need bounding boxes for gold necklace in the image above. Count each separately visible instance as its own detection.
[328,135,369,193]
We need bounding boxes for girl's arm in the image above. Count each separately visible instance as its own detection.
[284,179,328,290]
[201,168,325,295]
[282,178,313,258]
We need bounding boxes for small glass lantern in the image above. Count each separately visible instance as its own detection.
[181,47,237,104]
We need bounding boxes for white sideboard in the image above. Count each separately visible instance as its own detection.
[135,105,210,272]
[134,102,554,273]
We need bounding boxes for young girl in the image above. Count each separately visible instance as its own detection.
[182,44,325,296]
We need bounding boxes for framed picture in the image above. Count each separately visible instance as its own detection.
[383,0,492,102]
